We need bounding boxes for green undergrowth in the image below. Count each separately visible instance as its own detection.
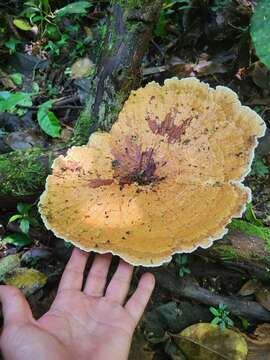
[229,203,270,252]
[229,220,270,252]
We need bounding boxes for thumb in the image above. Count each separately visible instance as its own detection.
[0,285,33,326]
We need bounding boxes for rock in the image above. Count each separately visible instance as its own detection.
[144,301,212,341]
[21,248,52,263]
[71,58,94,79]
[0,111,35,132]
[9,53,48,75]
[5,129,47,150]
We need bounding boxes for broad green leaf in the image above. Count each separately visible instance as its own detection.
[251,0,270,69]
[20,219,30,234]
[0,92,32,112]
[4,38,22,53]
[9,214,23,223]
[55,1,92,17]
[0,91,12,100]
[10,73,23,86]
[13,19,32,31]
[37,100,61,137]
[2,233,32,246]
[17,202,33,214]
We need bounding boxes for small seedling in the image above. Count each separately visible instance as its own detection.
[9,202,34,234]
[209,303,234,331]
[175,254,191,277]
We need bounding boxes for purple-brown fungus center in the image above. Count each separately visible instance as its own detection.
[112,139,162,187]
[146,110,193,143]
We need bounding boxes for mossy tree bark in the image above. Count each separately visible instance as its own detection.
[0,0,161,205]
[198,230,270,282]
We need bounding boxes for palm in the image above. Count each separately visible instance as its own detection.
[0,249,155,360]
[39,290,135,358]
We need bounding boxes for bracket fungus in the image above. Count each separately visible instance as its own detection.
[38,78,266,266]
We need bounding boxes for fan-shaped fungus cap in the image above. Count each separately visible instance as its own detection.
[38,78,266,266]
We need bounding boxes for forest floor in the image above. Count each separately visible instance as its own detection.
[0,1,270,359]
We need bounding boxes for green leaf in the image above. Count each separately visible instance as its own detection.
[2,233,32,246]
[218,303,227,311]
[37,100,61,137]
[9,214,23,223]
[32,82,40,94]
[20,219,30,234]
[155,11,167,37]
[17,202,33,214]
[225,317,234,327]
[4,38,22,53]
[251,0,270,69]
[219,322,226,332]
[0,92,32,113]
[41,0,50,11]
[209,307,220,316]
[245,203,263,227]
[13,19,32,31]
[211,317,221,325]
[10,73,23,86]
[55,1,92,17]
[0,91,12,100]
[179,269,184,277]
[240,318,251,330]
[251,158,269,177]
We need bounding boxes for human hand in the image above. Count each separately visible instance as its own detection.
[0,248,155,360]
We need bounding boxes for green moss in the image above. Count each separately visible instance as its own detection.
[0,148,51,197]
[229,219,270,252]
[72,110,96,145]
[212,244,238,261]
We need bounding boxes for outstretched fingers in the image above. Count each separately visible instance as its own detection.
[105,260,133,304]
[125,273,155,324]
[84,253,112,297]
[57,247,89,293]
[0,285,34,326]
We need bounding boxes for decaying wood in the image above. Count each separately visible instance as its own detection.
[199,230,270,282]
[0,0,161,204]
[150,267,270,323]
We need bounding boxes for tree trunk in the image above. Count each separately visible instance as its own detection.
[0,0,161,204]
